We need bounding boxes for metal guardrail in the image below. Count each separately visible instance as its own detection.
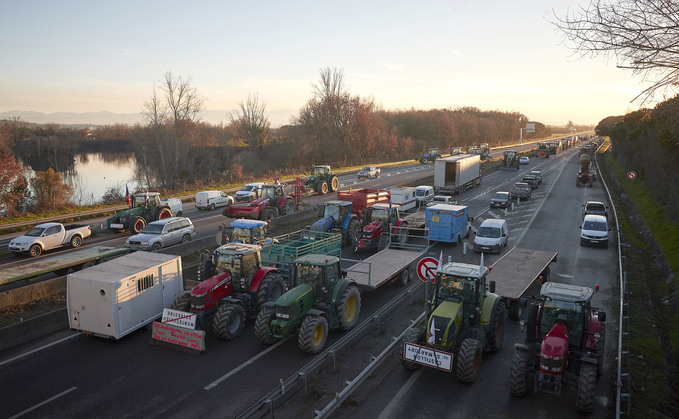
[593,146,630,418]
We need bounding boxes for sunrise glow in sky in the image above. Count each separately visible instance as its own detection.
[0,0,649,127]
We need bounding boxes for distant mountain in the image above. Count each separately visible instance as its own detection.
[0,109,295,128]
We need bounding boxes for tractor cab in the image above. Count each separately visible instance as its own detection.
[131,191,162,208]
[228,219,269,244]
[261,184,284,202]
[293,254,342,302]
[213,243,263,292]
[366,203,399,225]
[322,200,352,224]
[538,282,593,347]
[311,165,331,176]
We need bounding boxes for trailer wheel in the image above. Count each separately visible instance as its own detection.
[256,273,285,307]
[55,268,70,276]
[29,244,42,258]
[398,265,413,287]
[509,348,529,397]
[456,338,482,383]
[508,300,523,321]
[400,328,423,370]
[212,303,246,341]
[346,218,361,245]
[171,293,191,311]
[336,285,360,331]
[486,299,506,352]
[576,363,597,412]
[298,315,328,354]
[254,305,279,345]
[70,235,82,248]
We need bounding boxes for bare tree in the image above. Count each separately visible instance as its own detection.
[553,0,679,102]
[228,93,270,149]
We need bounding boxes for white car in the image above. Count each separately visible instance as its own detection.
[519,156,530,165]
[235,182,265,203]
[357,166,381,179]
[427,195,457,207]
[580,214,610,247]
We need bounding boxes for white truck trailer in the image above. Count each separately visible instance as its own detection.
[434,154,482,195]
[67,252,183,339]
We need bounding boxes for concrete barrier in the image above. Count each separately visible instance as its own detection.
[0,308,68,351]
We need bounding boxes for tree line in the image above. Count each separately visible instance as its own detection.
[0,68,585,219]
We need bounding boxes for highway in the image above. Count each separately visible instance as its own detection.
[0,138,616,418]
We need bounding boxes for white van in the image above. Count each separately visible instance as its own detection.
[415,186,435,207]
[235,182,265,203]
[161,198,183,216]
[580,214,610,247]
[195,190,234,210]
[473,219,508,253]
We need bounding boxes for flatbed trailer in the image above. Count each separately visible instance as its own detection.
[344,248,424,290]
[403,209,427,229]
[488,247,558,320]
[0,246,130,286]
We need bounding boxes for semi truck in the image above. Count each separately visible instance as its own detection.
[433,154,482,195]
[67,252,184,339]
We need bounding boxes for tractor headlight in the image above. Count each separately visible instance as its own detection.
[277,313,290,319]
[276,305,297,321]
[540,353,564,372]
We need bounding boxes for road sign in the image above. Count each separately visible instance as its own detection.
[417,257,439,282]
[627,171,637,180]
[525,123,535,133]
[403,342,453,371]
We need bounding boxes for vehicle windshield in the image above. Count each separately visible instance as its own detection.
[416,190,426,197]
[432,197,447,203]
[261,186,276,200]
[493,193,508,199]
[232,226,265,243]
[296,263,322,285]
[215,254,242,278]
[540,300,584,342]
[324,205,341,221]
[141,224,164,234]
[477,226,501,238]
[370,208,389,222]
[584,221,607,231]
[587,203,605,212]
[361,167,370,172]
[312,166,326,175]
[239,185,255,192]
[437,274,476,302]
[25,227,46,237]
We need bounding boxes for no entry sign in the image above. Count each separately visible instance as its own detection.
[627,171,637,180]
[417,257,439,282]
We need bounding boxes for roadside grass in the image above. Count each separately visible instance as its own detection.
[599,152,679,417]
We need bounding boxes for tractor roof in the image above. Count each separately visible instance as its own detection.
[540,282,594,303]
[215,242,262,255]
[325,200,352,207]
[294,254,340,266]
[230,219,268,229]
[438,262,488,279]
[372,203,398,209]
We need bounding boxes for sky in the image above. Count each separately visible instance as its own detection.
[0,0,650,127]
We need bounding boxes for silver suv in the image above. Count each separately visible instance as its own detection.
[510,182,532,201]
[125,217,196,251]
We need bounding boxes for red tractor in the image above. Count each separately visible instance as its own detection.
[222,184,295,220]
[171,243,286,341]
[509,282,606,413]
[353,203,408,253]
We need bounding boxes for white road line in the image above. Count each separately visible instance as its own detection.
[475,216,485,224]
[377,369,423,419]
[203,341,284,390]
[9,387,77,419]
[0,334,79,368]
[487,210,499,218]
[556,273,575,278]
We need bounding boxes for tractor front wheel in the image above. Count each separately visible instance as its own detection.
[596,323,606,377]
[130,217,146,234]
[400,328,423,370]
[486,300,506,352]
[260,207,277,221]
[456,338,482,383]
[336,285,360,331]
[509,348,529,396]
[576,363,597,412]
[317,181,329,195]
[254,305,279,345]
[329,176,339,192]
[212,303,246,341]
[298,315,328,354]
[281,199,295,216]
[377,234,390,251]
[256,273,285,307]
[171,293,191,311]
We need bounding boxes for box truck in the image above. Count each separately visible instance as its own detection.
[434,154,482,195]
[67,252,183,339]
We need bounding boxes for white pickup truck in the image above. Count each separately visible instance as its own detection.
[9,222,92,257]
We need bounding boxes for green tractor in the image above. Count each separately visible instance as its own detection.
[401,258,506,383]
[106,191,174,234]
[303,165,339,195]
[254,254,361,354]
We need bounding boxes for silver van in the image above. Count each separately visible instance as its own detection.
[125,217,196,251]
[473,219,508,253]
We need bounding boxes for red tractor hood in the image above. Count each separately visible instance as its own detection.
[250,196,270,206]
[541,322,568,359]
[191,272,232,297]
[363,221,383,235]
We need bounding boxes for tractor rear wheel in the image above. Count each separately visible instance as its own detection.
[346,218,361,245]
[254,305,279,345]
[256,273,285,308]
[509,348,529,396]
[212,303,246,341]
[576,363,597,412]
[156,207,172,220]
[420,157,428,164]
[336,285,360,331]
[171,293,191,311]
[130,217,146,234]
[260,207,277,221]
[298,315,328,354]
[486,300,506,352]
[281,199,295,216]
[377,234,390,251]
[329,176,339,192]
[456,338,482,383]
[400,327,423,370]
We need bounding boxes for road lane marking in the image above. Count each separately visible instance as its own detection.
[556,273,575,278]
[0,334,79,368]
[9,387,77,419]
[377,369,423,419]
[203,341,284,390]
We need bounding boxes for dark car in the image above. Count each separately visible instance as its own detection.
[490,191,511,208]
[529,170,542,184]
[522,174,539,189]
[582,201,609,220]
[510,182,532,201]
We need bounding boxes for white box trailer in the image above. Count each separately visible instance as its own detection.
[386,187,417,212]
[67,252,183,339]
[434,154,482,195]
